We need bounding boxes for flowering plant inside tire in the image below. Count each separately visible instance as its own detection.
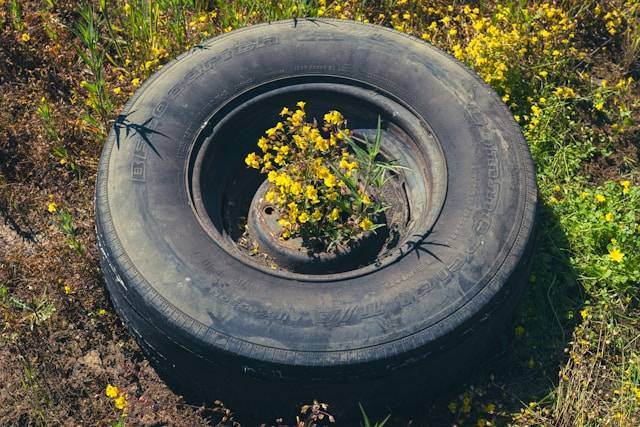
[244,101,404,252]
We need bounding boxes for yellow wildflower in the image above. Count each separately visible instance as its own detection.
[258,137,269,152]
[64,284,72,294]
[296,101,306,109]
[531,104,542,117]
[298,212,309,223]
[114,395,127,410]
[290,181,302,195]
[265,190,276,203]
[305,185,319,203]
[123,3,131,14]
[608,247,624,263]
[105,384,120,398]
[20,33,31,43]
[595,194,606,203]
[113,87,122,95]
[280,107,291,116]
[323,173,337,188]
[47,202,57,213]
[278,218,291,228]
[312,209,322,221]
[314,136,329,152]
[266,127,278,137]
[244,152,260,169]
[605,212,613,222]
[98,308,107,316]
[621,180,630,194]
[328,208,340,222]
[131,77,141,87]
[359,217,373,231]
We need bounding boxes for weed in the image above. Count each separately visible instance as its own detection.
[0,285,56,332]
[57,208,84,254]
[359,403,390,427]
[75,4,113,134]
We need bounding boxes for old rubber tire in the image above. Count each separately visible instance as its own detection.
[96,19,536,417]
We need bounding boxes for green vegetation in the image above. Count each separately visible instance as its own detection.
[1,0,638,425]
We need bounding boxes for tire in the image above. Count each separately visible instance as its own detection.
[96,19,537,418]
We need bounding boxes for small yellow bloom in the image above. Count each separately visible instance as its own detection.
[47,202,57,213]
[326,191,338,201]
[20,33,31,43]
[539,70,548,78]
[266,127,278,137]
[278,218,291,228]
[305,185,318,203]
[290,181,302,195]
[359,217,373,231]
[105,384,120,398]
[244,152,260,169]
[312,209,322,221]
[296,101,306,109]
[605,212,613,222]
[608,247,624,263]
[595,194,606,203]
[531,104,542,117]
[114,394,127,410]
[594,101,604,111]
[621,180,630,194]
[328,208,340,222]
[64,284,72,294]
[98,308,107,316]
[298,212,309,223]
[279,107,291,116]
[257,137,269,152]
[265,190,276,203]
[131,77,141,87]
[123,3,131,14]
[323,173,337,188]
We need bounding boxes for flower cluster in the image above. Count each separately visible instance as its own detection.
[105,383,128,412]
[245,103,382,246]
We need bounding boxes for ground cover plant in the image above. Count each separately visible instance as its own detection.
[1,0,639,425]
